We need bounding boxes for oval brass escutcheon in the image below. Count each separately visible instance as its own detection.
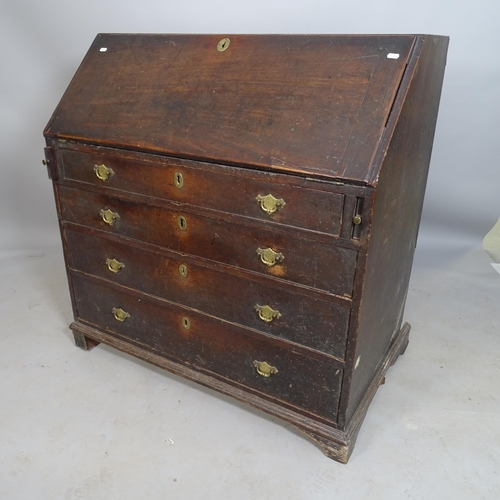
[255,304,281,323]
[256,194,286,215]
[112,307,130,322]
[182,317,191,330]
[94,164,114,181]
[100,208,119,226]
[178,263,188,278]
[253,360,278,378]
[217,37,230,52]
[106,258,125,274]
[177,215,187,231]
[256,247,285,267]
[174,171,184,188]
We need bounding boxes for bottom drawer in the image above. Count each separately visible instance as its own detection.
[71,273,343,422]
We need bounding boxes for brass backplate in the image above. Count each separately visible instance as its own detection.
[253,360,278,377]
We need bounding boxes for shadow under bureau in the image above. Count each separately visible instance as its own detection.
[43,34,448,463]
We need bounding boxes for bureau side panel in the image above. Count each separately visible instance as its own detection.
[343,35,449,423]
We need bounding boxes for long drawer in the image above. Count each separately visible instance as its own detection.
[65,227,351,359]
[71,274,343,422]
[58,185,357,296]
[60,147,345,236]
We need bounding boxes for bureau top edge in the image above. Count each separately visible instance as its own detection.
[46,138,374,191]
[43,34,447,185]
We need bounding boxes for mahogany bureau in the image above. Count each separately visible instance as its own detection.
[43,34,448,463]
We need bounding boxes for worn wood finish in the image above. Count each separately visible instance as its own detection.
[72,273,344,422]
[65,227,351,358]
[44,34,448,463]
[45,34,414,182]
[341,35,449,425]
[58,185,357,295]
[60,146,345,236]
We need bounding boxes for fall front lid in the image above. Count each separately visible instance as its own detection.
[44,34,416,183]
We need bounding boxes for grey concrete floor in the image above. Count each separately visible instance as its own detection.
[1,240,498,499]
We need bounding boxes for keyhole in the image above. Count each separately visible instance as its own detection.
[178,264,188,278]
[177,215,187,231]
[217,38,230,52]
[174,172,184,188]
[182,317,191,330]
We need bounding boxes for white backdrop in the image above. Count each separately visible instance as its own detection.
[1,3,499,497]
[1,0,499,252]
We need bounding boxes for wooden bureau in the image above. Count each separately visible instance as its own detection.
[43,34,448,463]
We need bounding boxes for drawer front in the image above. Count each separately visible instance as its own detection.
[58,186,356,296]
[65,228,350,358]
[72,274,343,422]
[61,148,344,236]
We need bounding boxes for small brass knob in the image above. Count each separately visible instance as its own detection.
[256,194,286,215]
[352,214,362,225]
[100,208,119,226]
[94,164,114,181]
[255,304,281,323]
[257,247,284,267]
[112,307,130,322]
[106,258,124,274]
[253,360,278,378]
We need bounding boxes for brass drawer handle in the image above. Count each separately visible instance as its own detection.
[253,360,278,378]
[106,258,124,273]
[112,307,130,322]
[257,247,284,267]
[255,304,281,323]
[256,194,285,215]
[94,164,114,181]
[100,208,119,226]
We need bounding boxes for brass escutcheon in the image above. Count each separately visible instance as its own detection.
[112,307,130,322]
[174,172,184,188]
[182,317,191,330]
[94,164,114,181]
[177,215,187,231]
[178,264,188,278]
[256,247,284,267]
[256,194,286,215]
[255,304,281,323]
[100,208,119,226]
[217,38,230,52]
[253,360,278,378]
[106,258,125,274]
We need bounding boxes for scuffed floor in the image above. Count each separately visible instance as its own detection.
[0,241,498,499]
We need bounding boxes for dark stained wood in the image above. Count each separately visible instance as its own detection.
[65,227,351,358]
[60,145,345,236]
[71,273,343,422]
[58,185,357,296]
[43,147,58,180]
[45,34,414,183]
[44,34,448,463]
[341,35,449,424]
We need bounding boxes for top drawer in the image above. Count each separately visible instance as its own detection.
[60,147,344,236]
